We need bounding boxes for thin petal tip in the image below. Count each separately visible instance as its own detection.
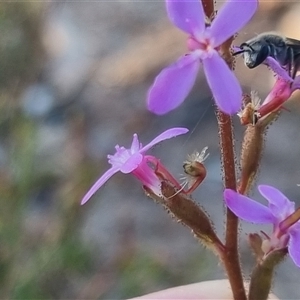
[81,197,89,205]
[170,127,189,135]
[147,89,172,116]
[147,101,170,115]
[224,188,235,199]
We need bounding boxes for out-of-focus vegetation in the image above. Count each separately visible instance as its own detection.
[0,3,215,299]
[0,3,94,298]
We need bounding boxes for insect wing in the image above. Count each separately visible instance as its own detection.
[285,37,300,52]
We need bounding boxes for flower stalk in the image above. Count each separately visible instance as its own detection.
[216,109,246,300]
[202,0,245,297]
[248,248,287,300]
[201,0,214,19]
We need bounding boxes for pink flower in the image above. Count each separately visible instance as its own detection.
[147,0,258,115]
[81,127,188,205]
[255,71,300,121]
[237,61,300,125]
[224,185,300,267]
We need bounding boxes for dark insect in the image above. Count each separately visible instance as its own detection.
[234,32,300,78]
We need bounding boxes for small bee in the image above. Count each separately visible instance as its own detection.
[234,32,300,78]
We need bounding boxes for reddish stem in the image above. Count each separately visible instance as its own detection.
[201,0,214,19]
[216,110,246,300]
[200,0,246,298]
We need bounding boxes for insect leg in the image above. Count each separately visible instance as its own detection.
[286,46,294,78]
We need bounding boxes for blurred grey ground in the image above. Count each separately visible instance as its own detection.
[1,1,300,299]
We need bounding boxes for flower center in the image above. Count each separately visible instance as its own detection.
[261,233,289,255]
[187,36,213,53]
[108,146,132,168]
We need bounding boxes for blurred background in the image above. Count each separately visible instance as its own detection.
[1,1,300,299]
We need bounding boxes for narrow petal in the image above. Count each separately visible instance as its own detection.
[130,134,141,153]
[288,226,300,267]
[166,0,205,36]
[265,57,293,82]
[258,185,295,219]
[203,52,242,114]
[224,189,275,224]
[140,127,188,153]
[81,167,120,205]
[147,54,200,115]
[210,0,258,47]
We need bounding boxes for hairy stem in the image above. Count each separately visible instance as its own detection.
[201,0,246,298]
[248,249,287,300]
[216,110,246,300]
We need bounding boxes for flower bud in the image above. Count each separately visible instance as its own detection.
[249,233,264,262]
[238,124,264,194]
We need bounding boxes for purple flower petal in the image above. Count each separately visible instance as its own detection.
[209,0,258,47]
[130,134,141,153]
[81,167,120,205]
[265,57,293,82]
[140,127,189,153]
[120,152,143,173]
[258,185,295,219]
[288,226,300,267]
[166,0,205,36]
[292,75,300,92]
[224,189,275,224]
[202,51,242,114]
[147,54,200,115]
